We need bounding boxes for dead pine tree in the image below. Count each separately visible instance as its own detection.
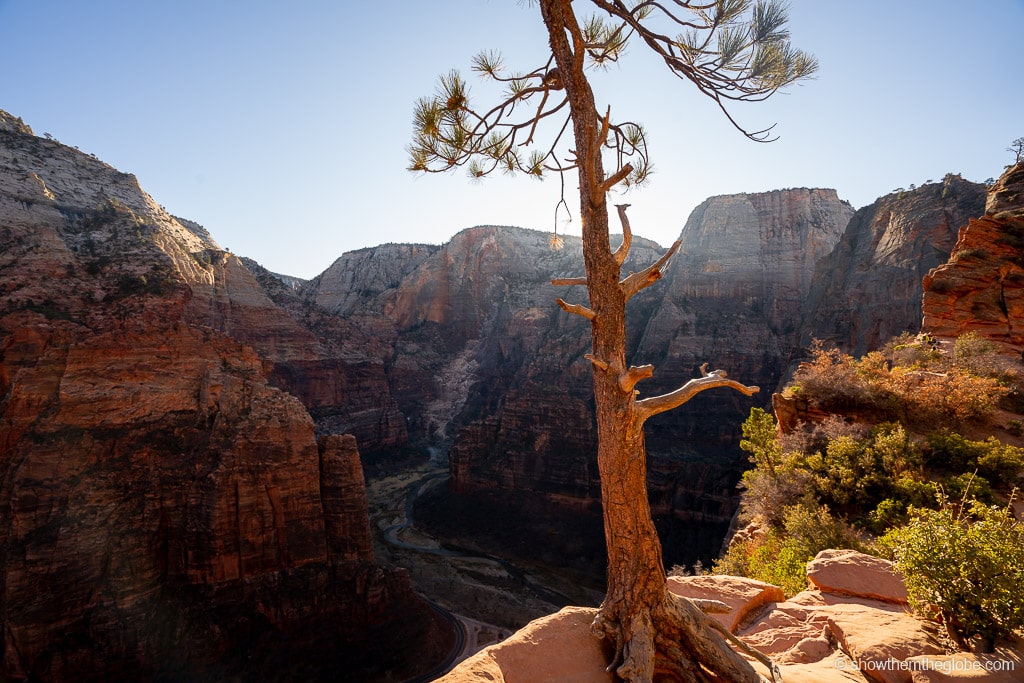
[409,1,816,680]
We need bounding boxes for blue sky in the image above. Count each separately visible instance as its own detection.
[1,1,1022,279]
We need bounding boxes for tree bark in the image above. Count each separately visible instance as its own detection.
[538,2,766,681]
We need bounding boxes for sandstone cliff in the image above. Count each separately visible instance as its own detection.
[302,191,854,569]
[0,113,445,680]
[638,188,852,431]
[922,162,1024,344]
[625,189,852,556]
[804,175,986,355]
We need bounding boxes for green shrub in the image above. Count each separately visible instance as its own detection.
[924,431,1024,488]
[881,497,1024,651]
[715,503,862,597]
[868,498,908,533]
[953,331,998,375]
[740,407,782,475]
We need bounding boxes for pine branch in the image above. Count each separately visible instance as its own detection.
[635,367,758,421]
[620,239,681,300]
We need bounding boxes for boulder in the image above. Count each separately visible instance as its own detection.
[826,603,945,683]
[807,549,909,603]
[438,606,614,683]
[739,597,834,657]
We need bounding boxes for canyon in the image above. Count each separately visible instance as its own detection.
[0,111,448,681]
[0,105,1012,679]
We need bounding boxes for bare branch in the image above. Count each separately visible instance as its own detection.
[556,297,596,320]
[619,364,653,393]
[585,353,610,371]
[552,276,588,286]
[596,106,612,153]
[612,203,632,266]
[635,368,758,422]
[598,161,634,194]
[620,239,681,300]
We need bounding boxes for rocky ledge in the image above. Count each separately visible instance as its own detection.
[440,550,1023,682]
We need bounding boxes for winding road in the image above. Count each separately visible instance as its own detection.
[384,471,575,606]
[386,469,577,680]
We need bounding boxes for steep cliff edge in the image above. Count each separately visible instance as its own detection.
[638,188,851,428]
[803,175,986,355]
[0,113,446,680]
[923,162,1024,344]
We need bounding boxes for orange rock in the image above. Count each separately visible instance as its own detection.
[826,602,945,683]
[438,606,615,683]
[922,162,1024,346]
[0,117,444,681]
[667,574,785,632]
[906,645,1024,682]
[807,549,909,604]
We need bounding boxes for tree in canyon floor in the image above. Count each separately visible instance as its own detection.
[409,1,815,681]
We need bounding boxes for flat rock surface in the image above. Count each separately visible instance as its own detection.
[807,549,909,603]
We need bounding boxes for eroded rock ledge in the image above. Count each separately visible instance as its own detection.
[441,550,1023,683]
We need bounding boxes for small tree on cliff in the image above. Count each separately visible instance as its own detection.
[409,2,815,681]
[1009,137,1024,165]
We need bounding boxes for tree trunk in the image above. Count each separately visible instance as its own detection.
[538,2,769,681]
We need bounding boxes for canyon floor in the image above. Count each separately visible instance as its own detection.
[365,460,607,671]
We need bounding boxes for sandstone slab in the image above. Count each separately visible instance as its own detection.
[439,606,614,683]
[667,574,785,632]
[906,645,1024,682]
[807,549,909,604]
[827,603,945,683]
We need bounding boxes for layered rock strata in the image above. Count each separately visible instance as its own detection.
[804,175,986,355]
[628,189,853,556]
[922,162,1024,344]
[0,113,444,681]
[308,190,854,568]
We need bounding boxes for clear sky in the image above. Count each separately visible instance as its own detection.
[1,1,1022,279]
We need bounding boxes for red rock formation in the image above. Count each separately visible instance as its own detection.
[922,162,1024,345]
[0,112,446,681]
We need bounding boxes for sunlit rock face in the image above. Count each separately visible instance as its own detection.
[623,189,852,550]
[636,188,852,431]
[0,113,444,681]
[803,175,986,355]
[922,162,1024,344]
[303,190,852,567]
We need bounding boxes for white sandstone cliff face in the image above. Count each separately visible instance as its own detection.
[625,189,854,538]
[638,188,852,369]
[309,242,439,317]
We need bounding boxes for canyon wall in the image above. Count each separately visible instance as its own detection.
[923,162,1024,344]
[628,189,853,551]
[301,191,855,566]
[803,175,986,355]
[0,114,445,681]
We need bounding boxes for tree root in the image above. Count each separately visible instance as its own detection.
[592,590,781,683]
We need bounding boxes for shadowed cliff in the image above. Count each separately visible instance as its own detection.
[0,111,449,681]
